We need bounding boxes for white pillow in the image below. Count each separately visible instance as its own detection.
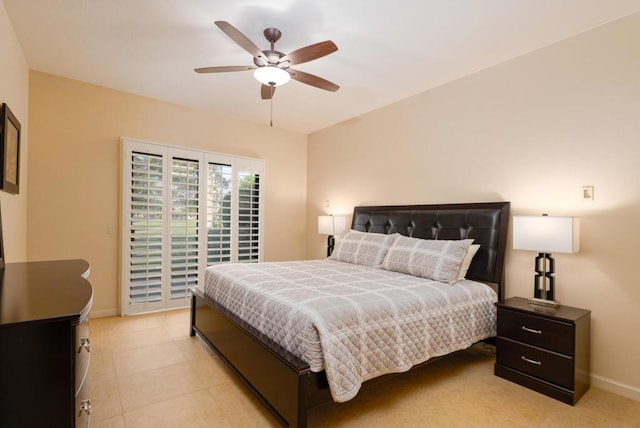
[382,235,474,283]
[329,231,397,267]
[457,244,480,280]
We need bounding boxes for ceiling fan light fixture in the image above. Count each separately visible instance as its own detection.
[254,66,291,87]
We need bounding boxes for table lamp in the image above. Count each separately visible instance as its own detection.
[318,215,346,257]
[513,214,580,307]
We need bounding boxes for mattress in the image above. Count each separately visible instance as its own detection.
[203,259,497,402]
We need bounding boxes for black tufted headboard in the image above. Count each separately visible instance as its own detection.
[351,202,510,300]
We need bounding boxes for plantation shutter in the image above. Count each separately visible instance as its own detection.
[237,171,261,263]
[129,152,164,304]
[122,139,264,315]
[207,162,232,265]
[170,157,200,300]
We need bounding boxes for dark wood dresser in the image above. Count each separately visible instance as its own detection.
[494,297,590,405]
[0,260,93,427]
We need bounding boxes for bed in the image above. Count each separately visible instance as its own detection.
[190,201,510,427]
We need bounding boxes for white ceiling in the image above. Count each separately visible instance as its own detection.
[4,0,640,134]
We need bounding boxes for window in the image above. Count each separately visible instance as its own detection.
[121,139,264,315]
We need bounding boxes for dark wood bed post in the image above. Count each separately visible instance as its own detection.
[191,201,510,427]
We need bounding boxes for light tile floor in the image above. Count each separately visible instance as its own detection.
[90,309,640,427]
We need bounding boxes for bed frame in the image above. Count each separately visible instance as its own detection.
[190,201,510,427]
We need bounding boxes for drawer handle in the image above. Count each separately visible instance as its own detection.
[79,399,92,416]
[78,338,91,353]
[521,326,542,335]
[521,356,542,366]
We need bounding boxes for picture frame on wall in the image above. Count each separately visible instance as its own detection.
[1,103,21,194]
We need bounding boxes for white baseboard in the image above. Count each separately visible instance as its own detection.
[591,374,640,401]
[89,306,189,318]
[90,308,119,318]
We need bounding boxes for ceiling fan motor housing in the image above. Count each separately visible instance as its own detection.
[253,50,288,68]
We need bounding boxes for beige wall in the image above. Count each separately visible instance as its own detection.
[28,72,307,316]
[0,3,29,262]
[307,13,640,399]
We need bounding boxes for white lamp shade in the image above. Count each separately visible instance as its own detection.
[318,215,346,235]
[513,215,580,253]
[253,66,291,87]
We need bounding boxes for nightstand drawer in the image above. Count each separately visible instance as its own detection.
[498,309,573,355]
[497,337,573,389]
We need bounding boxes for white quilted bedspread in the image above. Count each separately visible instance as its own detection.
[203,260,497,402]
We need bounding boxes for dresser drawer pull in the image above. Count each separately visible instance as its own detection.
[521,356,542,366]
[78,338,91,353]
[521,326,542,335]
[79,399,92,416]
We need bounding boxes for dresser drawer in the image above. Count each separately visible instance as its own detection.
[75,318,91,393]
[498,309,574,355]
[497,337,574,389]
[75,374,91,428]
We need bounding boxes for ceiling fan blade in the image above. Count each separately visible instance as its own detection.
[280,41,338,65]
[194,65,255,73]
[215,21,269,63]
[289,69,339,92]
[261,84,275,100]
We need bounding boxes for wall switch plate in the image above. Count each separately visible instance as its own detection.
[582,185,594,201]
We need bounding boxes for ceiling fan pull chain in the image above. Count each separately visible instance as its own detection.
[270,85,274,127]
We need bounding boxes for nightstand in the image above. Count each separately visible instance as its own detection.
[494,297,590,405]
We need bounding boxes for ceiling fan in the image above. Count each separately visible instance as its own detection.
[195,21,339,100]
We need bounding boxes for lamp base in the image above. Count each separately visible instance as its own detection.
[528,297,560,308]
[327,235,335,258]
